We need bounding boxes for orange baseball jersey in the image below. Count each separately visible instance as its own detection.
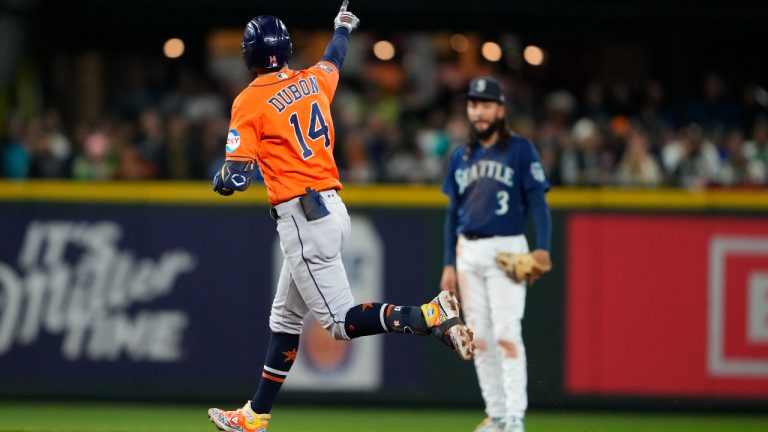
[225,60,342,205]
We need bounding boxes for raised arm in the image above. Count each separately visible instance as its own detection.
[320,2,360,69]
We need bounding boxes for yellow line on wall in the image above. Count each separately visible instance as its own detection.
[546,188,768,210]
[0,181,767,210]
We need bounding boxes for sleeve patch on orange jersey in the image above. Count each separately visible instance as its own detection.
[226,129,241,153]
[315,62,335,74]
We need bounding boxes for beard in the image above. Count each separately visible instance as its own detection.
[470,118,504,141]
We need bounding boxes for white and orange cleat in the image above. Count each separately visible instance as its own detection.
[208,401,270,432]
[474,417,506,432]
[422,290,474,360]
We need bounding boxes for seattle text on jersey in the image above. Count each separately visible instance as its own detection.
[454,160,514,194]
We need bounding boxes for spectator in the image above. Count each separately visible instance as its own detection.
[135,108,165,165]
[43,109,73,168]
[580,82,609,125]
[742,84,768,131]
[116,142,157,180]
[415,110,451,173]
[718,129,766,186]
[1,113,30,179]
[162,114,196,179]
[615,130,663,187]
[744,117,768,164]
[71,130,116,181]
[638,81,676,159]
[363,113,395,181]
[340,132,375,184]
[560,118,607,186]
[200,115,229,179]
[27,117,71,178]
[664,124,721,189]
[163,72,226,124]
[385,141,442,184]
[544,89,577,129]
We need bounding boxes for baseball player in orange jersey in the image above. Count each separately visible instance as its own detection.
[206,3,474,432]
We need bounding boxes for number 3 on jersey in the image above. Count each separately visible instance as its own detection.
[289,102,330,159]
[495,190,509,215]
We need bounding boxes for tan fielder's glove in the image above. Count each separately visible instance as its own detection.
[496,252,552,284]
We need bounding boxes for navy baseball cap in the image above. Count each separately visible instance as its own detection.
[467,76,505,104]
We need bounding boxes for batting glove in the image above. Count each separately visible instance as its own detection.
[212,171,234,196]
[212,160,254,196]
[334,11,360,32]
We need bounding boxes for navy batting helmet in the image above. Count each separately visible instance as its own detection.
[241,15,292,70]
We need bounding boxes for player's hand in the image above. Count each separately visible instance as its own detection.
[212,160,254,196]
[440,265,458,296]
[334,10,360,32]
[212,171,234,196]
[528,249,551,284]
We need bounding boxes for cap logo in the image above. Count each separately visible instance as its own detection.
[269,55,277,66]
[476,79,486,92]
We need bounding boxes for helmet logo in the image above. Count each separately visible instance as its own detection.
[476,79,486,92]
[242,16,291,69]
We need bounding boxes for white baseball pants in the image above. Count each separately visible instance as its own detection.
[456,234,529,419]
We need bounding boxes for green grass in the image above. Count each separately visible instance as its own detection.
[0,402,767,432]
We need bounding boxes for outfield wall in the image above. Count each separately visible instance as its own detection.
[0,181,767,410]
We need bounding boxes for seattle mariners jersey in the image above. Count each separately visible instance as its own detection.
[442,135,550,237]
[225,61,341,205]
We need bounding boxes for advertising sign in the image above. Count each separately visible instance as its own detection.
[565,214,768,398]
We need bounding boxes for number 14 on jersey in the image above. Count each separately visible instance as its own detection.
[289,102,330,159]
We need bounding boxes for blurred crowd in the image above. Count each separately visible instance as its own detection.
[2,63,767,189]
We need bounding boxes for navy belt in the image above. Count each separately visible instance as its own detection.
[462,232,494,240]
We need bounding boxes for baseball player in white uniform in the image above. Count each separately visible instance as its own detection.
[440,77,552,432]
